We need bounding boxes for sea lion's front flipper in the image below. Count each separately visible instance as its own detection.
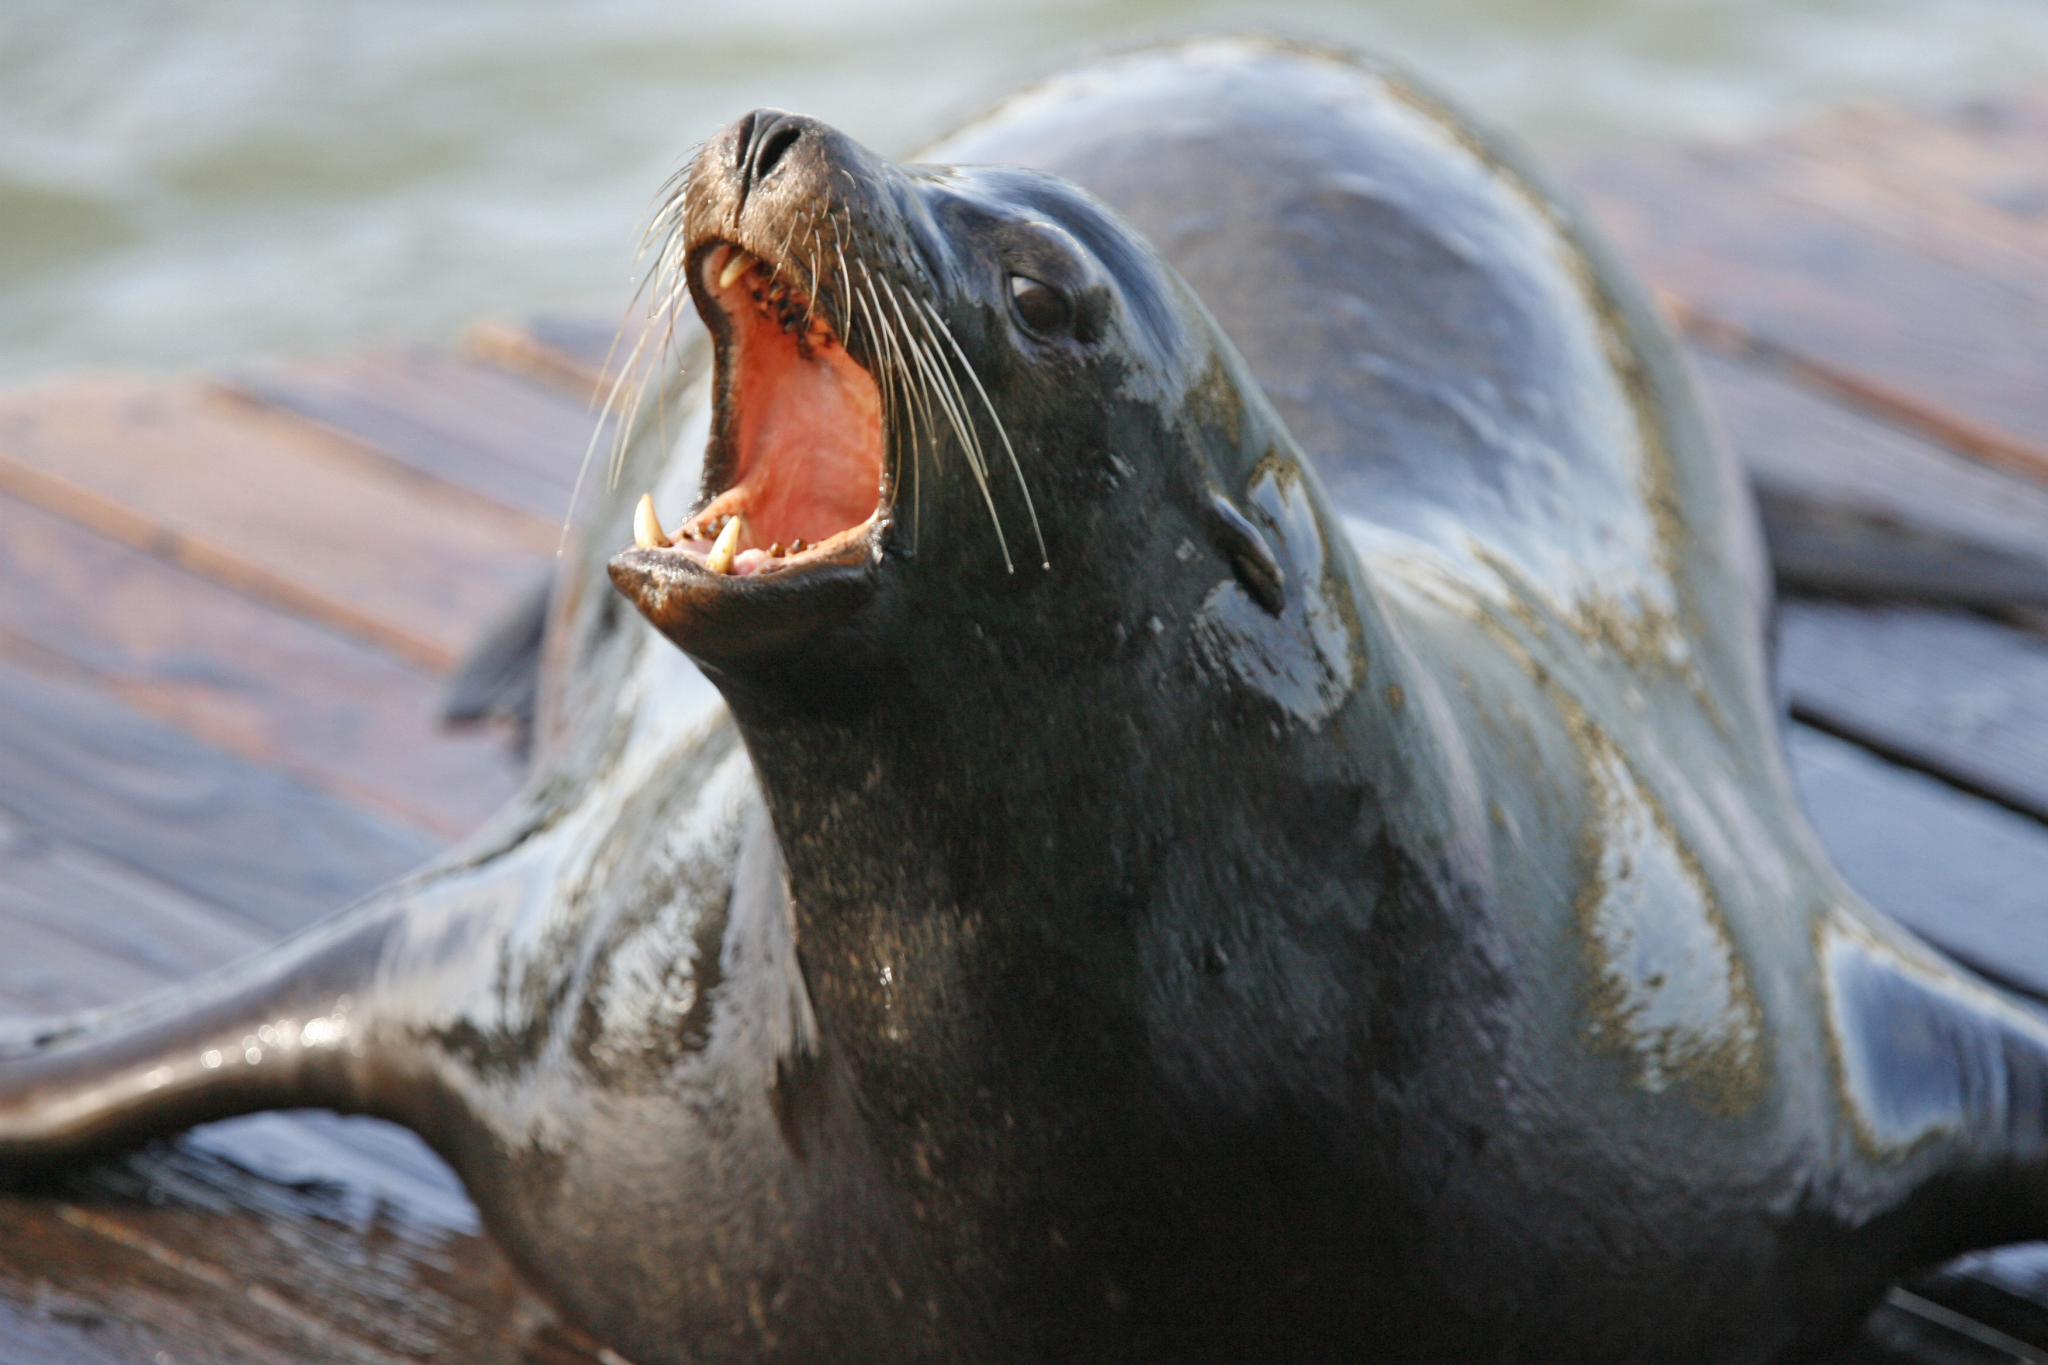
[442,569,553,758]
[0,890,404,1169]
[1820,909,2048,1244]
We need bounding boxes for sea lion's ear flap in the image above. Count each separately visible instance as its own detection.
[1207,491,1285,616]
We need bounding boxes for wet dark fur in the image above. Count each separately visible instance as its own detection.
[8,37,2048,1365]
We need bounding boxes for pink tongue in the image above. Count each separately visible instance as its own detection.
[733,547,772,576]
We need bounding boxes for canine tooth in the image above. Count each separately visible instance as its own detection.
[718,251,753,291]
[633,494,667,550]
[706,512,745,574]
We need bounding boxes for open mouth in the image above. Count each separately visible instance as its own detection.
[632,240,887,578]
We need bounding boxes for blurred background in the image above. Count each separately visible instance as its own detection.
[5,0,2048,386]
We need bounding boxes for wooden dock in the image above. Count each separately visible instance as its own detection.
[2,89,2047,1363]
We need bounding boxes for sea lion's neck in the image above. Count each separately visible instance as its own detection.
[707,522,1505,1310]
[722,498,1493,1119]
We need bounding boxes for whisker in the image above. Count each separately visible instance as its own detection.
[913,295,1048,570]
[773,214,800,296]
[856,269,928,552]
[833,236,863,361]
[878,283,942,487]
[880,275,1012,572]
[890,285,989,487]
[847,274,926,549]
[560,166,701,554]
[853,262,911,474]
[843,260,887,403]
[864,273,944,464]
[805,238,822,332]
[871,274,949,480]
[909,298,994,500]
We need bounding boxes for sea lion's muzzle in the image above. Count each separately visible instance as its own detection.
[609,110,1060,665]
[609,111,905,660]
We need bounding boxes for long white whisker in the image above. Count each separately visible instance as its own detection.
[874,273,941,478]
[805,237,822,333]
[855,263,937,551]
[561,174,697,554]
[894,287,989,489]
[914,295,1048,570]
[851,270,908,507]
[848,281,923,546]
[870,275,952,470]
[857,271,929,551]
[881,276,1011,572]
[906,295,993,498]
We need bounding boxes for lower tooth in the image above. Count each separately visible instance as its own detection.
[706,513,745,575]
[633,493,667,550]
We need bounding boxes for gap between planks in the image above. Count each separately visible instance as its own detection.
[0,483,521,840]
[0,378,559,676]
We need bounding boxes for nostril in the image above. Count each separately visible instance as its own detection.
[734,110,762,170]
[751,116,803,182]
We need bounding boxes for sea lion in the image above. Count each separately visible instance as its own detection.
[6,35,2048,1365]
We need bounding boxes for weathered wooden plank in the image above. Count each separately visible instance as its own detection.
[0,1303,141,1365]
[0,658,432,940]
[0,1136,607,1365]
[227,350,600,524]
[0,1192,396,1365]
[1790,723,2048,1002]
[0,380,556,673]
[0,804,265,1018]
[0,340,603,1365]
[1671,290,2048,495]
[462,296,686,403]
[0,826,597,1364]
[1564,141,2048,470]
[465,317,616,403]
[0,486,521,840]
[1848,1292,2032,1364]
[1698,351,2048,604]
[1781,602,2048,825]
[1762,95,2048,289]
[0,723,598,1365]
[1914,1244,2048,1362]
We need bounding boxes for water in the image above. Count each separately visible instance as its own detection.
[4,0,2048,385]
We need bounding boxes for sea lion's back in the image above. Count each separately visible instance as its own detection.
[930,36,1775,742]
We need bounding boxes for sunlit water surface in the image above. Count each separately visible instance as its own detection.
[5,0,2048,383]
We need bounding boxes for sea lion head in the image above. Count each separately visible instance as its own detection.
[606,109,1306,700]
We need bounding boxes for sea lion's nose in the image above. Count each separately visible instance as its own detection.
[737,108,808,196]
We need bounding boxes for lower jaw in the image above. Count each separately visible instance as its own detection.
[615,478,891,636]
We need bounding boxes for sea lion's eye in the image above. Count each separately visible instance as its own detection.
[1009,274,1073,335]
